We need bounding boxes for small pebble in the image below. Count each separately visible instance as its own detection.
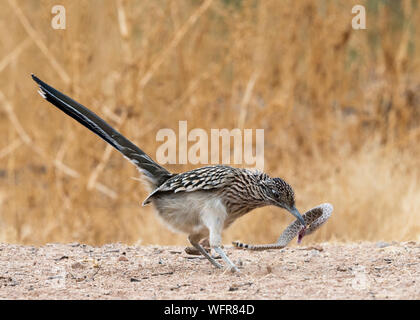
[376,242,391,248]
[71,262,84,269]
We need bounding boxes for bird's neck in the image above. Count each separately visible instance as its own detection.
[222,169,271,215]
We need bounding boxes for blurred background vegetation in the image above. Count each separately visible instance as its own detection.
[0,0,419,246]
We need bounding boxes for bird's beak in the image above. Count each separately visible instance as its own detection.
[289,206,306,227]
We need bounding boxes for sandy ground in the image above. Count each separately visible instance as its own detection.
[0,241,418,299]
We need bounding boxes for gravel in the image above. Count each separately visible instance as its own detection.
[0,242,418,299]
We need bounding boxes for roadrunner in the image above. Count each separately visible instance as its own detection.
[32,74,306,272]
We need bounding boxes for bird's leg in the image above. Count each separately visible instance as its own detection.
[203,213,240,273]
[185,238,210,255]
[188,234,222,269]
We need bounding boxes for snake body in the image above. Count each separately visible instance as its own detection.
[232,203,333,250]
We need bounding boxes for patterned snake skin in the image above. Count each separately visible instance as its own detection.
[232,203,333,250]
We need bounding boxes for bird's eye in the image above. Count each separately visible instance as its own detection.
[271,189,279,197]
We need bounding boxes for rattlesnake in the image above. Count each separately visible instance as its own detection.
[232,203,333,250]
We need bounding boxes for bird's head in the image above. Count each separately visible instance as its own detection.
[261,177,305,227]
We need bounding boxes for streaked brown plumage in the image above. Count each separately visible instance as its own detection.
[32,74,305,272]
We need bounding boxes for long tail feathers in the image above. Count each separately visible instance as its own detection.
[32,74,171,187]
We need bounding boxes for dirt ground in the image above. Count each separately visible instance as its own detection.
[0,241,418,299]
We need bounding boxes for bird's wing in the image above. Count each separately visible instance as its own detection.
[142,165,235,205]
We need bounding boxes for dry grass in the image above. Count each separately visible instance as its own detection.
[0,0,419,246]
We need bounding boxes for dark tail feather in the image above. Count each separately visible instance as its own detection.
[32,74,171,187]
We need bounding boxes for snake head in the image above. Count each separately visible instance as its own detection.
[297,225,307,244]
